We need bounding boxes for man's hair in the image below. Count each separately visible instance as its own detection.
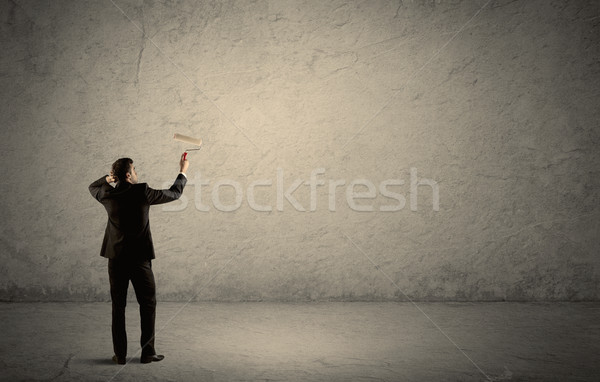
[111,158,133,182]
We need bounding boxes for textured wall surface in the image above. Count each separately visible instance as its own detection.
[1,0,599,301]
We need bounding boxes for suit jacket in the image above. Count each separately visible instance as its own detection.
[89,174,187,260]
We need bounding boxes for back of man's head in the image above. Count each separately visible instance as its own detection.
[112,158,133,183]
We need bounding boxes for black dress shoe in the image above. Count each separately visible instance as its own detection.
[112,355,126,365]
[140,354,165,364]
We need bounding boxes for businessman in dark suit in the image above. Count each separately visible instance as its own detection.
[89,153,189,365]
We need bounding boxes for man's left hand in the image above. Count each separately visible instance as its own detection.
[106,172,116,183]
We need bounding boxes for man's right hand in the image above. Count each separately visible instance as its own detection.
[180,152,190,174]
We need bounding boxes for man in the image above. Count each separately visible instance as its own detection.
[89,153,189,365]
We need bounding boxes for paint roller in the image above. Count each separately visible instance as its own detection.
[173,133,203,160]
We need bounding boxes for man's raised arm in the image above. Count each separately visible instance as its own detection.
[89,174,116,202]
[145,153,189,205]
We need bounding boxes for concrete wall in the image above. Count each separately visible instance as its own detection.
[1,0,599,301]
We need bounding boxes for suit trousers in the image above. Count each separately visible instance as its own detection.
[108,258,157,358]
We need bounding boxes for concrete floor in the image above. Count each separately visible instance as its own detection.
[0,302,598,382]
